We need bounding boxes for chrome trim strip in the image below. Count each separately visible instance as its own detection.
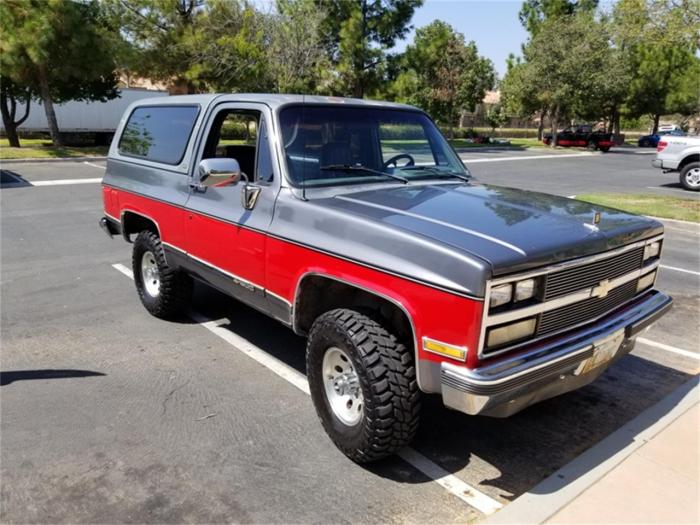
[336,195,527,256]
[444,344,593,387]
[452,290,671,390]
[477,235,664,359]
[187,253,264,292]
[162,241,186,254]
[485,261,660,327]
[292,271,423,390]
[490,234,663,285]
[105,212,121,224]
[119,209,162,241]
[267,232,484,301]
[106,183,483,300]
[265,289,292,306]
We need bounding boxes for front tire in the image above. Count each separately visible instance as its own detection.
[306,309,420,463]
[680,162,700,191]
[132,231,193,319]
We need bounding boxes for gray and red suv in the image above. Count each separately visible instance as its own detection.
[100,94,672,462]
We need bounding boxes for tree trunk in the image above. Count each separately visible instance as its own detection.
[537,109,545,141]
[652,113,660,134]
[0,85,31,148]
[37,64,62,146]
[550,108,559,148]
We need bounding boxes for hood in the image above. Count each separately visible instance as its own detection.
[317,182,662,275]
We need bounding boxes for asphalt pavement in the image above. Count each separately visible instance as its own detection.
[1,148,698,523]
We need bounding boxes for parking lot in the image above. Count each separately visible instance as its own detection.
[1,147,698,523]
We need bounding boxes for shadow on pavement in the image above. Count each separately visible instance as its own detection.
[0,369,106,386]
[0,170,32,188]
[188,281,693,500]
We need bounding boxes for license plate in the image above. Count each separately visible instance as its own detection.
[575,329,625,376]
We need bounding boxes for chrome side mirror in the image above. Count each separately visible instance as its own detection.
[192,158,242,192]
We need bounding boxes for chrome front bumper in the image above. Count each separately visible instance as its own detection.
[441,290,672,417]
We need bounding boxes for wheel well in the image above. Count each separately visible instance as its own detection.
[121,211,158,242]
[678,154,700,172]
[294,275,414,347]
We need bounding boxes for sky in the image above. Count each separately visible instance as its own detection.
[394,0,529,79]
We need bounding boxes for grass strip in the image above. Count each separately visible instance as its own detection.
[576,193,699,223]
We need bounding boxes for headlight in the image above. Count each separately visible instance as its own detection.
[487,318,537,347]
[490,283,513,308]
[515,278,537,302]
[643,242,660,261]
[637,270,656,293]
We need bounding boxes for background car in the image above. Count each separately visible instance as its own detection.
[638,129,686,148]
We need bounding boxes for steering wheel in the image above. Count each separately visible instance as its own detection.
[383,153,415,169]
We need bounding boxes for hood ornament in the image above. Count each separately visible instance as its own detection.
[593,212,601,225]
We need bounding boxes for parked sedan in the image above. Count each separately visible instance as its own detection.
[638,129,686,147]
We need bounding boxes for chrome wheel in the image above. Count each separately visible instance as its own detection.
[322,347,363,426]
[140,250,160,298]
[684,167,700,188]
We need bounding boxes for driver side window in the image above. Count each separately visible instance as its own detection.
[199,108,274,187]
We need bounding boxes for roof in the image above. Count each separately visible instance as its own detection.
[138,93,420,111]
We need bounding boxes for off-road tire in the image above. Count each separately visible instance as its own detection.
[679,161,700,191]
[132,230,193,319]
[306,308,420,463]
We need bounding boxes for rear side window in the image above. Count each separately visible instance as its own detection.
[118,105,199,165]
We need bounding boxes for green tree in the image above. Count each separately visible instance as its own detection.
[500,54,550,139]
[268,0,331,93]
[519,0,598,35]
[0,0,119,146]
[613,0,699,132]
[397,21,495,137]
[182,0,271,93]
[516,12,615,146]
[317,0,423,98]
[486,104,508,132]
[105,0,203,90]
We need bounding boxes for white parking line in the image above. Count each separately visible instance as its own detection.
[462,153,595,163]
[31,178,102,186]
[659,264,700,276]
[83,161,106,169]
[110,262,503,515]
[636,338,700,361]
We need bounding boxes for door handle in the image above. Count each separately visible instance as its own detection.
[189,181,206,193]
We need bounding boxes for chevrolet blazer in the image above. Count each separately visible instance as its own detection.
[100,94,672,462]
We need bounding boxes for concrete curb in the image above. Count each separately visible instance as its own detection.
[484,376,700,524]
[0,156,107,164]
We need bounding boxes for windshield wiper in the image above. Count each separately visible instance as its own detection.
[400,166,471,182]
[320,164,408,184]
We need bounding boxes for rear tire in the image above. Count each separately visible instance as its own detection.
[679,162,700,191]
[599,146,610,153]
[306,309,420,463]
[587,140,598,151]
[132,230,193,319]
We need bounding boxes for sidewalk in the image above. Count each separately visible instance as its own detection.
[487,377,699,524]
[547,403,699,524]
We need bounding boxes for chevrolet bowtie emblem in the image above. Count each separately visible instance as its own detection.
[592,279,612,298]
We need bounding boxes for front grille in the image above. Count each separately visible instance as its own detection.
[543,246,644,300]
[537,279,638,336]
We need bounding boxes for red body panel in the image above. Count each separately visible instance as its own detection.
[105,186,484,369]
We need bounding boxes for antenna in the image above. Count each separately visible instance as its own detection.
[301,95,307,201]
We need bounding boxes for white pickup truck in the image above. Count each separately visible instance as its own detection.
[652,134,700,191]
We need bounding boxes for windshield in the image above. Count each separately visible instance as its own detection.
[279,105,469,187]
